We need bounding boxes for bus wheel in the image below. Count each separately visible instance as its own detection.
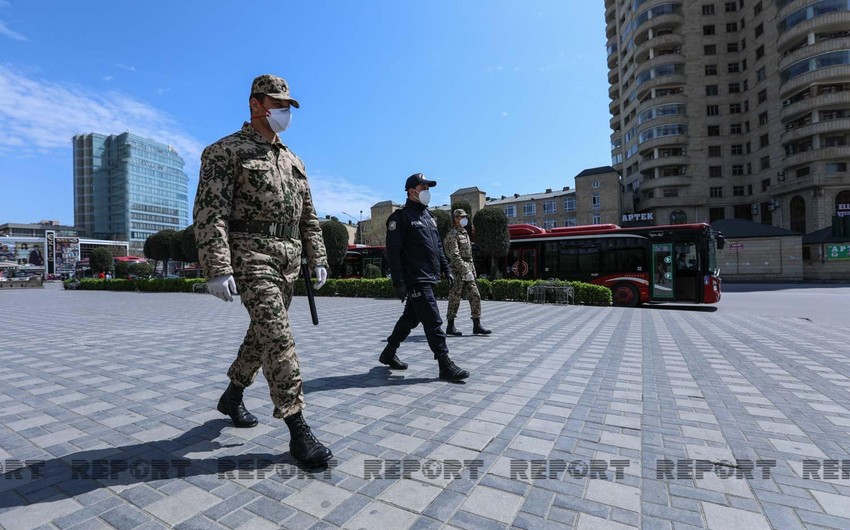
[613,284,640,307]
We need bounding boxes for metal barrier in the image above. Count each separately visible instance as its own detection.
[526,283,574,305]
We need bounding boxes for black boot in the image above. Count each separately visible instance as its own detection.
[285,411,333,467]
[379,344,408,370]
[217,382,258,428]
[445,318,463,336]
[472,318,492,335]
[437,354,470,381]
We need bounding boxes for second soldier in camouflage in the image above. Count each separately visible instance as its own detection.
[443,209,491,336]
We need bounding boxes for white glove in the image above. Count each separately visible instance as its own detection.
[207,274,238,302]
[464,272,475,281]
[314,266,328,290]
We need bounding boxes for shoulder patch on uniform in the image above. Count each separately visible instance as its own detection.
[388,221,397,231]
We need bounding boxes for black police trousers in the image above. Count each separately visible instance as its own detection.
[386,284,449,359]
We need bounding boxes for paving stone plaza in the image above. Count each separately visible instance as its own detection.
[1,284,849,529]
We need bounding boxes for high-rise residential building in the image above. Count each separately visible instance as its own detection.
[73,132,189,254]
[605,0,850,235]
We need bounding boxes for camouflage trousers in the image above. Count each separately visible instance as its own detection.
[227,276,305,419]
[446,279,481,319]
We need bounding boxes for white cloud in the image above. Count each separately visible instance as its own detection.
[102,75,113,81]
[0,64,203,174]
[0,19,26,41]
[306,173,384,221]
[115,63,136,72]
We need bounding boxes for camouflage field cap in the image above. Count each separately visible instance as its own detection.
[251,74,300,108]
[452,208,469,218]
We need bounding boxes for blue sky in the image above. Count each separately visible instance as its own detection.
[0,0,611,225]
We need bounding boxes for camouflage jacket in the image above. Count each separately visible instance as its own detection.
[193,122,327,281]
[443,227,476,278]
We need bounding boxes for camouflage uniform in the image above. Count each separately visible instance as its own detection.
[193,122,327,420]
[443,224,482,319]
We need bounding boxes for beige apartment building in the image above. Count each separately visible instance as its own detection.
[605,0,850,235]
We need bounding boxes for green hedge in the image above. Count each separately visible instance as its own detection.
[65,277,612,305]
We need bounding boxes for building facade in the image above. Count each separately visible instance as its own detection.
[73,132,189,254]
[605,0,850,234]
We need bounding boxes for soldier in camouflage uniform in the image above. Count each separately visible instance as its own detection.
[443,209,491,336]
[193,74,332,468]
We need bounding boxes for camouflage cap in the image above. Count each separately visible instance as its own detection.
[453,208,469,218]
[250,74,300,108]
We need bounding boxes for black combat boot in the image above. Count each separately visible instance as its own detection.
[472,318,492,335]
[217,382,258,428]
[445,318,463,336]
[437,354,470,381]
[379,344,408,370]
[285,411,333,467]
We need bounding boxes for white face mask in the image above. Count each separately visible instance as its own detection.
[459,218,468,227]
[416,189,431,206]
[266,108,292,133]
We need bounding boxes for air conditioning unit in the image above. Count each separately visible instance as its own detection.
[777,171,786,182]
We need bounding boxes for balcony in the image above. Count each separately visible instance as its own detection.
[780,65,850,98]
[609,99,621,114]
[636,74,687,102]
[633,33,685,67]
[638,134,689,156]
[782,90,850,122]
[783,145,850,166]
[778,11,850,53]
[639,155,690,173]
[780,38,850,72]
[640,174,693,190]
[609,84,620,100]
[782,118,850,143]
[610,114,622,129]
[770,172,849,195]
[639,194,705,210]
[607,17,618,39]
[634,14,684,46]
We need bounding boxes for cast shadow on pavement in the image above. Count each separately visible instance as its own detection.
[0,420,329,512]
[304,366,437,394]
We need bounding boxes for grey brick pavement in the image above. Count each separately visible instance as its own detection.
[1,284,849,529]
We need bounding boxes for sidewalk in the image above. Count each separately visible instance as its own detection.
[1,285,849,529]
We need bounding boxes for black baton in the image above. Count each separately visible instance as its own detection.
[301,258,319,325]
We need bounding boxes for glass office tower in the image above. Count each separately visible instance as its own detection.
[73,132,189,255]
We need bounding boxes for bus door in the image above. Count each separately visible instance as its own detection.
[673,241,699,302]
[506,247,537,279]
[650,243,674,299]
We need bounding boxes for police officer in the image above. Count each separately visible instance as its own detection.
[443,209,491,336]
[379,173,470,381]
[193,74,332,468]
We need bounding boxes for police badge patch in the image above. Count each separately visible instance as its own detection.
[388,221,397,231]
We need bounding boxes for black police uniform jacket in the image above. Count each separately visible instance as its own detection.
[385,199,451,287]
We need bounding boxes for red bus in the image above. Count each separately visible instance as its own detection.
[502,223,723,307]
[342,245,388,278]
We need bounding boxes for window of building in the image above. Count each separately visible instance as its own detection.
[826,162,847,172]
[709,207,726,222]
[709,145,722,157]
[663,188,679,198]
[759,133,769,148]
[704,44,717,55]
[796,166,811,177]
[705,64,718,75]
[704,25,716,35]
[728,82,740,93]
[725,1,737,11]
[734,204,753,220]
[727,42,739,53]
[758,89,767,103]
[706,85,719,96]
[709,166,723,177]
[707,105,720,116]
[747,162,752,174]
[732,164,745,175]
[760,156,770,169]
[708,125,721,136]
[731,123,743,134]
[702,4,716,15]
[731,144,744,155]
[592,192,601,210]
[756,67,766,81]
[592,213,602,224]
[733,185,745,196]
[563,196,576,212]
[543,219,556,229]
[730,103,742,113]
[564,217,577,227]
[741,37,747,50]
[505,205,516,217]
[754,1,762,15]
[523,203,536,216]
[543,200,556,214]
[726,22,738,32]
[756,45,765,60]
[728,62,740,73]
[758,111,768,125]
[743,79,749,90]
[710,186,724,198]
[755,23,763,37]
[825,135,847,147]
[761,178,770,191]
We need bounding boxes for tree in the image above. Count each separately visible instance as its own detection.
[320,219,350,277]
[114,260,130,279]
[131,261,154,278]
[145,230,177,275]
[181,224,199,263]
[431,209,452,240]
[169,229,187,264]
[473,207,510,279]
[89,247,114,276]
